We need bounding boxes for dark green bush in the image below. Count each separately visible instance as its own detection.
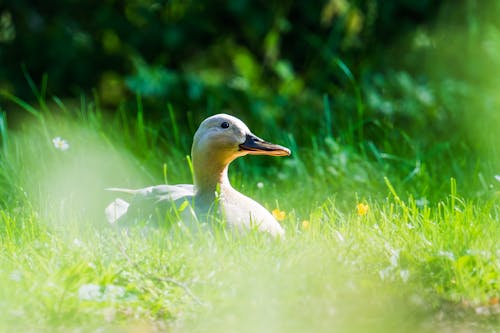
[1,0,499,197]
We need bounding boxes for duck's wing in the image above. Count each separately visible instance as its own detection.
[221,187,285,237]
[106,184,195,201]
[105,185,196,224]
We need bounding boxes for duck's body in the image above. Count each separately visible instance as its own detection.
[219,184,284,235]
[105,114,290,237]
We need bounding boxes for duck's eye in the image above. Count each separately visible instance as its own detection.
[220,121,230,129]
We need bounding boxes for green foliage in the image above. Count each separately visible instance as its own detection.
[0,1,500,331]
[2,0,499,194]
[0,92,497,332]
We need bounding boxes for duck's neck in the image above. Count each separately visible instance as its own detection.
[193,154,232,204]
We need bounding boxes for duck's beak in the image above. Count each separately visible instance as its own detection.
[239,134,291,156]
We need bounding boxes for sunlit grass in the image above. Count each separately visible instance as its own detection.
[1,189,499,332]
[0,95,499,333]
[1,0,499,331]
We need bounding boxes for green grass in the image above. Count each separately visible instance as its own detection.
[0,97,500,332]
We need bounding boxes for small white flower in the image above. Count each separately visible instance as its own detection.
[78,283,127,302]
[52,137,69,151]
[257,182,264,189]
[495,175,500,182]
[400,269,410,283]
[104,285,126,300]
[78,283,103,301]
[78,283,103,302]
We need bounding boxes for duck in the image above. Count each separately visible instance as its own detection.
[105,113,291,237]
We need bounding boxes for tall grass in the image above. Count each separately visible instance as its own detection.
[0,94,499,332]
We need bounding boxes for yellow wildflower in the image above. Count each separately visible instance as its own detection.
[272,209,286,222]
[301,220,310,230]
[356,203,369,216]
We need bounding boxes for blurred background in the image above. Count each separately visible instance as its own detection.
[1,3,499,331]
[0,0,499,202]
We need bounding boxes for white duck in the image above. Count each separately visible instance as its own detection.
[105,113,290,237]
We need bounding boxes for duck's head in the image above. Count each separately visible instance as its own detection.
[192,114,291,167]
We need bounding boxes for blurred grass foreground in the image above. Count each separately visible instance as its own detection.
[1,0,500,332]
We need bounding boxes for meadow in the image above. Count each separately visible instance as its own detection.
[0,90,499,332]
[1,1,500,332]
